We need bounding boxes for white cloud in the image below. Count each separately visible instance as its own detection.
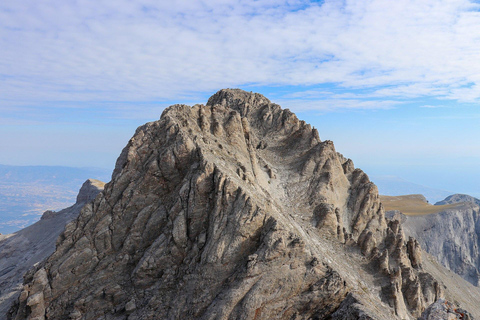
[1,0,480,112]
[276,98,402,111]
[419,105,446,108]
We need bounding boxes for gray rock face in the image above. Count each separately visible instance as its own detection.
[330,294,377,320]
[400,202,480,287]
[75,179,105,203]
[8,89,479,320]
[435,194,480,206]
[0,179,104,318]
[420,299,473,320]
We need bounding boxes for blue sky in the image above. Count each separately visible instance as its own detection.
[2,0,480,196]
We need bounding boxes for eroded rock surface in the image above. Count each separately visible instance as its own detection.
[9,89,478,320]
[0,179,104,318]
[420,299,473,320]
[398,196,480,287]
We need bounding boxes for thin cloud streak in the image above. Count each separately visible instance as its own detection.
[276,98,402,112]
[1,0,480,114]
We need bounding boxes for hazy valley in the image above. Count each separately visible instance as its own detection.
[0,165,110,234]
[0,179,105,317]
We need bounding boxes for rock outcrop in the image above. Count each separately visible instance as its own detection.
[419,299,473,320]
[75,179,105,204]
[0,179,104,318]
[435,194,480,206]
[8,89,479,319]
[397,195,480,287]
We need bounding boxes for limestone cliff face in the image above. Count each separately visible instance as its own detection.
[9,90,472,320]
[0,179,104,318]
[400,197,480,287]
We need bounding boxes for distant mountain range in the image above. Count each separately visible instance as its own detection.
[435,193,480,206]
[0,165,110,234]
[370,174,454,203]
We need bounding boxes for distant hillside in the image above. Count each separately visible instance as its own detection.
[0,165,110,234]
[435,193,480,206]
[0,179,104,317]
[371,175,452,203]
[380,194,468,216]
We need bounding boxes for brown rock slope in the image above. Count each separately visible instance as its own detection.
[9,89,480,320]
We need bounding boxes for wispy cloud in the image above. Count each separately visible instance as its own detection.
[0,219,32,228]
[276,98,402,111]
[419,105,446,108]
[1,0,480,114]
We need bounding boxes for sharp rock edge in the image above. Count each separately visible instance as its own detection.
[9,89,478,320]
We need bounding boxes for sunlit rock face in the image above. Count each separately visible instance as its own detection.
[9,89,478,320]
[400,197,480,287]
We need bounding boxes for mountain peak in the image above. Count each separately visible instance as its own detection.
[206,88,271,110]
[10,91,480,320]
[435,193,480,206]
[76,178,105,204]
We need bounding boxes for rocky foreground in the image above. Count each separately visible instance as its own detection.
[8,89,480,319]
[0,179,104,318]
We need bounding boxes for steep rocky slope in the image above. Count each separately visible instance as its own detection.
[9,89,480,320]
[396,194,480,287]
[0,179,104,318]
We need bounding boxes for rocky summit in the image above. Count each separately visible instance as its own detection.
[435,193,480,206]
[9,89,480,319]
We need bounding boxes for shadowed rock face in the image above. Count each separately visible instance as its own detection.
[75,179,105,204]
[0,179,104,318]
[8,89,477,320]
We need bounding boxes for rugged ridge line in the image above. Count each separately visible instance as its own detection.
[9,89,475,320]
